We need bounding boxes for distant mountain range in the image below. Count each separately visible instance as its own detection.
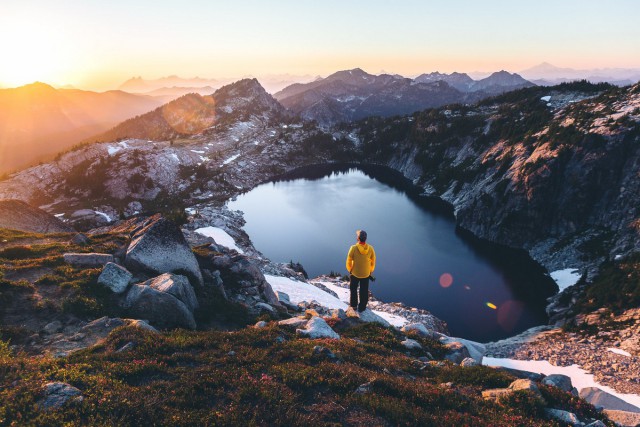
[519,62,640,86]
[119,74,316,96]
[0,83,164,174]
[274,68,534,126]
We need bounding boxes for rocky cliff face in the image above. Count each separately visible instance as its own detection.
[353,82,640,273]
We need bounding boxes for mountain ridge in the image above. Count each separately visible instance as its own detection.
[0,83,165,174]
[274,68,535,126]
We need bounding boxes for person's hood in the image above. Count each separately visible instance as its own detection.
[356,243,370,254]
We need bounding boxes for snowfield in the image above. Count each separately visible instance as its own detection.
[550,268,581,292]
[194,226,244,254]
[483,357,640,409]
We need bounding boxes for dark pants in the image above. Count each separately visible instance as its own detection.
[350,275,370,312]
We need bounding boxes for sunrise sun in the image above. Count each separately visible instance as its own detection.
[0,14,74,87]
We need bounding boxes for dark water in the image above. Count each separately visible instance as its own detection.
[229,165,557,342]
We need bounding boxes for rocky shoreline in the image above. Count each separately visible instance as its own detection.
[486,309,640,396]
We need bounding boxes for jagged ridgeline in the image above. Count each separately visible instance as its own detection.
[90,78,288,143]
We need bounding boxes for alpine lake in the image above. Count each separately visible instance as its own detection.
[229,165,558,342]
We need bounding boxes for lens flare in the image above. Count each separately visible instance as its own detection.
[486,302,497,310]
[439,273,453,288]
[464,285,471,290]
[497,300,524,332]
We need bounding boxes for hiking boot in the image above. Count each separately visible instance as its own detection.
[346,307,360,318]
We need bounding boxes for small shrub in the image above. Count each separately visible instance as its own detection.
[62,295,102,317]
[501,390,546,418]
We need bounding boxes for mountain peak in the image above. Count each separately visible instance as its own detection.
[18,81,57,92]
[325,68,373,82]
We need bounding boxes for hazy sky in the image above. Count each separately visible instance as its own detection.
[1,0,639,89]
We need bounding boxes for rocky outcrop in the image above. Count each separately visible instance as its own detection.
[121,274,198,330]
[208,253,281,308]
[125,216,203,286]
[441,336,486,364]
[98,262,133,294]
[68,209,112,231]
[542,374,574,393]
[0,199,73,233]
[37,382,83,411]
[143,273,198,312]
[579,387,640,413]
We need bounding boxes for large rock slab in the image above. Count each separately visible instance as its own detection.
[443,341,471,364]
[125,216,203,286]
[579,387,640,413]
[98,262,133,294]
[63,253,114,268]
[296,316,339,339]
[122,282,196,330]
[143,273,198,311]
[0,199,73,233]
[542,374,573,392]
[212,254,281,307]
[440,336,486,364]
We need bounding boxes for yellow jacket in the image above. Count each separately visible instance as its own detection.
[346,243,376,278]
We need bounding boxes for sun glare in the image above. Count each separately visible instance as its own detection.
[0,16,74,87]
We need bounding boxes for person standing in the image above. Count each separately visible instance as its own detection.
[346,229,376,312]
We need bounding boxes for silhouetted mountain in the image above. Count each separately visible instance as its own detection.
[469,70,535,92]
[0,83,164,173]
[119,75,223,93]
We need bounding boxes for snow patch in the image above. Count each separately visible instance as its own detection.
[541,96,551,102]
[265,276,346,310]
[608,348,632,357]
[222,154,240,165]
[483,357,640,409]
[194,226,244,254]
[169,153,179,162]
[550,268,581,292]
[190,150,205,154]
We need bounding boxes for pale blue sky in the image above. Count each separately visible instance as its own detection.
[1,0,638,88]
